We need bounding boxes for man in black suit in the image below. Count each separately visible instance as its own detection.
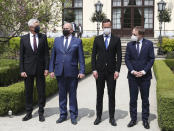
[20,19,49,122]
[125,26,155,129]
[92,19,122,126]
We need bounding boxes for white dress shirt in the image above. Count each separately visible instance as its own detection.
[136,38,143,53]
[63,35,72,48]
[30,32,39,51]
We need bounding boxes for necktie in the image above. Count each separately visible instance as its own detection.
[64,37,68,51]
[33,35,37,52]
[105,36,109,49]
[136,42,140,55]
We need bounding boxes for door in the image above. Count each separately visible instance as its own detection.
[112,0,154,37]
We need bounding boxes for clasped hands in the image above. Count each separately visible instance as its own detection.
[132,70,145,78]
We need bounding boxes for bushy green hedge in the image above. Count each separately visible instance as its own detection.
[153,60,174,131]
[0,59,20,86]
[0,77,58,115]
[9,36,94,52]
[0,57,92,115]
[158,37,174,53]
[165,59,174,71]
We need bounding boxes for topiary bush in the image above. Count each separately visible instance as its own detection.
[0,77,58,115]
[153,60,174,131]
[0,59,20,86]
[157,38,174,53]
[165,59,174,71]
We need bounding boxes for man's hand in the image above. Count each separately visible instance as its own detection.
[133,71,143,78]
[114,72,119,80]
[50,72,55,78]
[21,72,27,78]
[78,73,85,79]
[93,71,98,79]
[44,70,49,76]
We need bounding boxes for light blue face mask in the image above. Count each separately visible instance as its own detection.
[131,35,138,41]
[103,28,111,35]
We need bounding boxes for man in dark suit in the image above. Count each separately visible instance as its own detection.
[92,19,122,126]
[49,23,85,125]
[20,19,49,122]
[125,26,155,129]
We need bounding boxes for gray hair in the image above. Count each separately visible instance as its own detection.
[63,22,73,30]
[28,19,39,27]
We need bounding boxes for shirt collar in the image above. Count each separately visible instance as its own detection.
[64,34,72,39]
[30,32,38,37]
[138,38,143,44]
[103,33,111,38]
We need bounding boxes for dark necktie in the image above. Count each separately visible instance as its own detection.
[64,37,68,51]
[136,42,140,55]
[33,35,37,52]
[105,35,109,49]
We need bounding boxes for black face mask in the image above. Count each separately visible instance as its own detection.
[34,26,40,33]
[63,30,70,37]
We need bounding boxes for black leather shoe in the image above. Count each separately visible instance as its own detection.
[39,115,45,122]
[71,119,77,125]
[109,118,117,126]
[56,117,67,123]
[22,113,32,121]
[127,120,137,127]
[143,120,150,129]
[94,117,101,125]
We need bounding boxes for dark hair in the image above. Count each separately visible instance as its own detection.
[102,19,112,25]
[134,26,145,35]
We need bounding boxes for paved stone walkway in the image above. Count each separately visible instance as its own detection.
[0,65,160,131]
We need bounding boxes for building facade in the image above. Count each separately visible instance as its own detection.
[50,0,174,38]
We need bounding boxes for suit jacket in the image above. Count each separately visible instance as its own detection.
[20,33,49,75]
[92,34,122,73]
[49,36,85,77]
[125,38,155,80]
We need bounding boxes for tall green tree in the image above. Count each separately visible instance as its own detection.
[158,9,172,36]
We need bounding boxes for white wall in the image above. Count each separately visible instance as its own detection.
[47,0,174,38]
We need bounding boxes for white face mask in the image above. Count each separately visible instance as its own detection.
[103,28,111,35]
[131,35,138,42]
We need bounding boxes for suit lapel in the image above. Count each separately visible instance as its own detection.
[100,35,106,51]
[132,41,139,58]
[37,33,43,50]
[66,36,75,53]
[60,36,65,53]
[139,39,146,58]
[107,34,114,50]
[26,33,34,52]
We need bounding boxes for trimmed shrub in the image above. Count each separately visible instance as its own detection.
[82,37,94,56]
[0,59,18,67]
[0,77,58,115]
[165,59,174,71]
[0,59,20,86]
[9,36,94,51]
[157,38,174,53]
[166,52,174,59]
[0,56,92,115]
[153,60,174,131]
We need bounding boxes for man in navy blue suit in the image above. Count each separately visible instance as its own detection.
[49,23,85,125]
[125,26,155,129]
